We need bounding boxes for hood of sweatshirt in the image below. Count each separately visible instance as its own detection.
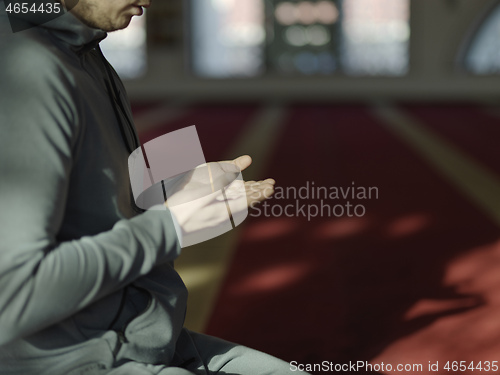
[41,12,107,52]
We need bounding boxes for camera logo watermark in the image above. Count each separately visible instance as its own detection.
[3,0,79,33]
[128,126,248,248]
[250,181,378,221]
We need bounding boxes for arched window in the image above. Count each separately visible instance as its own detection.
[461,1,500,75]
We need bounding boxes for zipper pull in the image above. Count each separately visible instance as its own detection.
[113,330,128,358]
[117,330,128,344]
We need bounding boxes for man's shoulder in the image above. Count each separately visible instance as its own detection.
[0,17,81,139]
[0,17,78,93]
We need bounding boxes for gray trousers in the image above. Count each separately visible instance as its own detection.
[107,329,310,375]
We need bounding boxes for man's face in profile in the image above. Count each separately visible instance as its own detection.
[62,0,151,31]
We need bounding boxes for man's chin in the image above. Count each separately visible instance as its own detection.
[106,17,133,32]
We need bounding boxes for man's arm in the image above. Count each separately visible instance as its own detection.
[0,42,180,346]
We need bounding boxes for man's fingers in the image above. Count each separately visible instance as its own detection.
[216,155,252,173]
[245,179,275,188]
[260,182,275,196]
[246,181,275,206]
[232,155,252,171]
[262,178,276,185]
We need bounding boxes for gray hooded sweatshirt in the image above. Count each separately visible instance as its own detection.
[0,6,187,375]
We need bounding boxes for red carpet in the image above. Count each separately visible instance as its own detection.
[138,103,259,159]
[133,103,500,374]
[402,103,500,175]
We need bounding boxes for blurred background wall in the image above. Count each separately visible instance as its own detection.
[101,0,500,102]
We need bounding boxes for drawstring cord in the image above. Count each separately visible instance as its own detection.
[95,44,141,154]
[95,44,145,214]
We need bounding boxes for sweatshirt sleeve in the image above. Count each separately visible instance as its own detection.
[0,36,181,345]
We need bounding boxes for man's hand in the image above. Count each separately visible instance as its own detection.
[227,155,276,207]
[162,154,276,247]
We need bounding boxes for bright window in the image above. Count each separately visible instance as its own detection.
[340,0,410,75]
[100,15,147,79]
[190,0,410,77]
[463,2,500,75]
[190,0,266,78]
